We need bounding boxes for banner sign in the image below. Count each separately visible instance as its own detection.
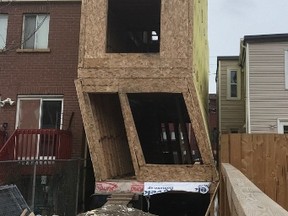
[143,182,210,196]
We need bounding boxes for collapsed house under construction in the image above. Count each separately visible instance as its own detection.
[75,0,218,214]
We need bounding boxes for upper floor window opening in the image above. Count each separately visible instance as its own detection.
[106,0,161,53]
[22,14,50,49]
[0,14,8,50]
[227,68,241,100]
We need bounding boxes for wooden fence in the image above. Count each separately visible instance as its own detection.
[220,134,288,211]
[221,163,288,216]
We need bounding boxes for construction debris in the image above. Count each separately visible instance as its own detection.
[78,204,157,216]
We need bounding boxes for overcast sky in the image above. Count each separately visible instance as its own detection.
[208,0,288,93]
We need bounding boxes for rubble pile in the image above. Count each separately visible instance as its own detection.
[78,204,157,216]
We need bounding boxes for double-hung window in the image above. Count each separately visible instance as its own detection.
[22,14,50,49]
[0,14,8,50]
[227,68,241,100]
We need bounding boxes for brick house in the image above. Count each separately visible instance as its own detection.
[0,1,90,215]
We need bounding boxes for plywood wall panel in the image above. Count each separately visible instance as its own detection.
[78,67,190,79]
[84,0,107,58]
[138,164,213,182]
[160,0,189,59]
[75,80,109,180]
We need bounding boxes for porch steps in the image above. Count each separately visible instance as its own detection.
[106,193,135,205]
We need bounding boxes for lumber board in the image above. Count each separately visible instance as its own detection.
[229,134,241,170]
[220,133,230,163]
[222,163,288,216]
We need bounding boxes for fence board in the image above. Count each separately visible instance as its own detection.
[229,134,241,170]
[220,134,288,212]
[220,134,229,163]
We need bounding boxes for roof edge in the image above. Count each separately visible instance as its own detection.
[244,33,288,44]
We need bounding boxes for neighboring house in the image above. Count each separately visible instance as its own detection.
[0,1,89,214]
[208,94,218,155]
[242,33,288,134]
[217,33,288,134]
[216,56,245,134]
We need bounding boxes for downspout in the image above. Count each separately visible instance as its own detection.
[217,61,222,134]
[245,43,251,133]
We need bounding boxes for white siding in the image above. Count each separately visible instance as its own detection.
[248,42,288,133]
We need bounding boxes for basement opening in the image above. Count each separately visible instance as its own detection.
[106,0,161,53]
[130,192,210,216]
[127,93,201,164]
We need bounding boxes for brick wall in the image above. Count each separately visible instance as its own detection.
[0,1,83,158]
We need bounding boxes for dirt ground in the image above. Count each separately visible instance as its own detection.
[77,204,157,216]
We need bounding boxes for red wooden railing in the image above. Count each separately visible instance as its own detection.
[0,129,72,161]
[0,131,6,149]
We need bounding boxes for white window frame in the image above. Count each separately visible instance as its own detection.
[22,14,50,49]
[227,68,241,100]
[285,50,288,89]
[16,95,64,129]
[0,14,8,50]
[277,118,288,134]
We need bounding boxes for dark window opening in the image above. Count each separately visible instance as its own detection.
[41,101,62,129]
[132,192,210,216]
[107,0,161,53]
[128,93,201,164]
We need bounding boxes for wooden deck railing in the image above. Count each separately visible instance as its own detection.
[221,163,288,216]
[0,131,6,148]
[0,129,72,161]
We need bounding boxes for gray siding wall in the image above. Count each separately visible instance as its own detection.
[218,59,245,133]
[248,42,288,133]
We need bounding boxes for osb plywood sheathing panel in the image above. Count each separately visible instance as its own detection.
[78,67,190,79]
[75,80,109,181]
[160,0,189,59]
[84,0,107,58]
[119,93,145,177]
[183,79,217,180]
[91,95,133,178]
[138,164,213,182]
[183,88,214,165]
[80,78,189,93]
[83,56,189,71]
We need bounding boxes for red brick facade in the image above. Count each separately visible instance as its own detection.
[0,1,83,158]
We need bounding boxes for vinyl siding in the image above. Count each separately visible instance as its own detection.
[248,42,288,133]
[218,59,245,133]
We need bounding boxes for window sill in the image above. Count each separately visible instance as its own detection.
[16,48,51,53]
